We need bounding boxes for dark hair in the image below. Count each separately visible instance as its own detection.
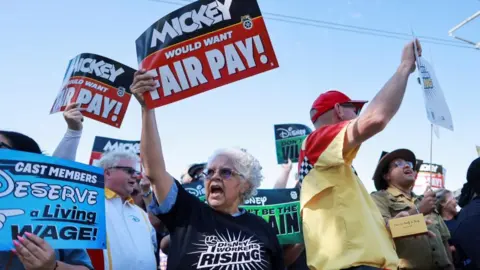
[0,131,42,154]
[458,182,473,208]
[459,157,480,207]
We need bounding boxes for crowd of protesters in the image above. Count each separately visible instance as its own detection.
[2,39,480,270]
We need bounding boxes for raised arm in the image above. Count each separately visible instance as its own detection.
[273,159,292,189]
[344,40,422,153]
[52,103,83,161]
[131,70,173,203]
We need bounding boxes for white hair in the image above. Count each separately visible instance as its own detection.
[97,149,140,169]
[207,148,263,200]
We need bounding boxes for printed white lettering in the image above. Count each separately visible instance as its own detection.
[243,196,268,206]
[0,180,98,205]
[103,141,140,154]
[420,164,440,173]
[203,31,233,46]
[85,81,109,92]
[191,232,263,268]
[150,0,232,48]
[65,57,125,83]
[277,127,307,139]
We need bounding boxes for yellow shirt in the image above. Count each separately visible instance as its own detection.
[298,120,399,270]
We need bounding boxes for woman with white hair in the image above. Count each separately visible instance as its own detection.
[130,70,284,269]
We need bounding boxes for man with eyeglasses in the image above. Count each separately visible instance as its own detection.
[298,40,423,270]
[93,150,158,270]
[371,149,454,270]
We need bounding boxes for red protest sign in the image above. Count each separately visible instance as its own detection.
[135,0,279,109]
[50,54,136,128]
[414,162,446,193]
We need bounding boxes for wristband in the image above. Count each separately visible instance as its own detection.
[142,190,152,198]
[414,205,420,214]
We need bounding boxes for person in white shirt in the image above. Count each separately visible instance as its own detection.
[97,150,158,270]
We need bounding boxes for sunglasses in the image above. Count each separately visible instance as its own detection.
[340,102,360,115]
[391,160,413,169]
[202,168,243,180]
[109,166,141,178]
[0,142,12,149]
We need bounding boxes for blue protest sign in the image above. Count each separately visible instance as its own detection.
[0,150,106,251]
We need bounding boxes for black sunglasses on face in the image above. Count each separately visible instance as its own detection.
[202,168,242,180]
[109,166,141,177]
[0,142,12,149]
[340,102,360,115]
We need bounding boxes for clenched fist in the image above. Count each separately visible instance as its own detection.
[130,69,156,106]
[418,187,436,215]
[400,39,422,74]
[63,103,84,131]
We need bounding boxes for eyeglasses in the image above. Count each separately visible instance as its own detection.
[202,168,243,180]
[340,102,360,115]
[109,166,141,178]
[0,142,12,149]
[391,160,413,169]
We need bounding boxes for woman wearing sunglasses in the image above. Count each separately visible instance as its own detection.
[0,103,93,270]
[131,70,284,270]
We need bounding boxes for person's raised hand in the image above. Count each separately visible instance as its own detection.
[418,186,436,215]
[13,232,56,270]
[400,39,422,74]
[63,102,84,131]
[130,69,156,107]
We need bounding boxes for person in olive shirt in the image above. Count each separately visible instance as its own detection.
[371,149,454,270]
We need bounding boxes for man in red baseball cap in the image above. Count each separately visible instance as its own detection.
[298,39,422,270]
[310,90,368,124]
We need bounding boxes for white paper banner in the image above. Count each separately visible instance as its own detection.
[416,56,454,131]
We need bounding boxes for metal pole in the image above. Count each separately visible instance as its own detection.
[448,10,480,49]
[429,124,433,187]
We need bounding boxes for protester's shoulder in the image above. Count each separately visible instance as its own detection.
[370,189,389,198]
[457,202,480,223]
[302,120,351,158]
[307,120,350,143]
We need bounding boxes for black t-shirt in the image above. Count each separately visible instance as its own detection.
[155,182,285,270]
[287,250,308,270]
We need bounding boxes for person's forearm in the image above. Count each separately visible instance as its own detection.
[141,108,172,202]
[362,63,411,124]
[52,129,82,161]
[56,261,89,270]
[273,171,290,189]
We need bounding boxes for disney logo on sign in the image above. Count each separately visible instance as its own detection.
[277,127,306,139]
[185,184,205,198]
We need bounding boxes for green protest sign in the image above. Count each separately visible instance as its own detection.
[243,189,302,244]
[274,124,312,164]
[182,182,303,244]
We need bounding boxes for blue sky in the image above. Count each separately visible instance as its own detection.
[1,0,479,193]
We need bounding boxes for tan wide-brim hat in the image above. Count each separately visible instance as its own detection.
[372,149,417,191]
